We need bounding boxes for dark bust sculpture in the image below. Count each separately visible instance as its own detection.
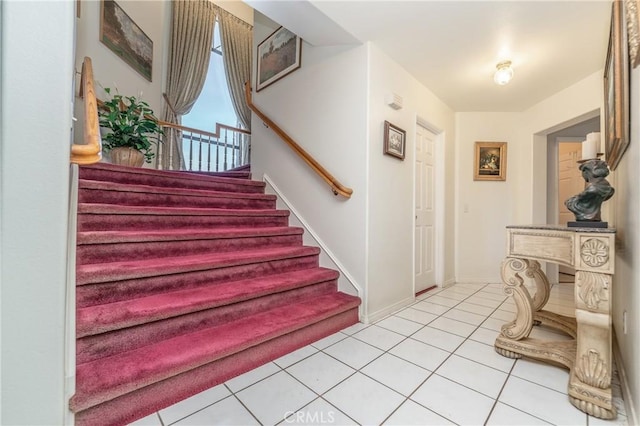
[565,159,614,222]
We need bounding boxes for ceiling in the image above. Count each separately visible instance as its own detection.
[247,1,613,112]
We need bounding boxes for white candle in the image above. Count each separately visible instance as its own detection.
[582,133,598,160]
[590,132,601,155]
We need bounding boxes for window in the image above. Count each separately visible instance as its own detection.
[182,20,242,170]
[183,21,239,132]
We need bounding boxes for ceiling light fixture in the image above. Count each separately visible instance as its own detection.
[493,60,514,85]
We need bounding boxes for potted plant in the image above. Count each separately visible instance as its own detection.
[99,87,163,166]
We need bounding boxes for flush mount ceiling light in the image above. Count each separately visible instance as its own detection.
[493,60,514,85]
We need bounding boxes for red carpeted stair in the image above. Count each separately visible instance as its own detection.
[69,162,360,426]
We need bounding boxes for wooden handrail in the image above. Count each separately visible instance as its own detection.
[70,57,102,164]
[244,83,353,199]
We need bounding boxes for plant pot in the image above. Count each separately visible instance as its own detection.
[109,147,145,167]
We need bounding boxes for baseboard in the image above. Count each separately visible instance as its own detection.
[443,278,456,288]
[65,164,79,426]
[453,277,501,284]
[613,333,637,425]
[363,296,415,324]
[262,175,363,317]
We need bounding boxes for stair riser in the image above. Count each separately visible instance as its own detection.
[76,234,303,265]
[77,213,289,232]
[77,255,320,308]
[72,308,359,424]
[79,167,264,194]
[79,189,276,210]
[77,280,338,362]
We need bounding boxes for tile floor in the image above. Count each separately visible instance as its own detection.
[131,282,629,426]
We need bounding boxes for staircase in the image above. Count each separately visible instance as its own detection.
[69,163,360,426]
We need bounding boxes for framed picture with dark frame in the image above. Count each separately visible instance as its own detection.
[100,0,153,81]
[474,141,507,181]
[256,26,302,92]
[604,0,630,170]
[383,121,406,160]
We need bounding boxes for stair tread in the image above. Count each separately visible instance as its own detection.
[186,170,250,178]
[79,179,276,201]
[77,267,340,337]
[71,292,360,411]
[78,203,290,216]
[77,226,303,245]
[80,163,263,188]
[76,245,321,285]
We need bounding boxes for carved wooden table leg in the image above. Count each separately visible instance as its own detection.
[494,258,537,358]
[523,259,550,313]
[569,266,616,419]
[494,256,578,365]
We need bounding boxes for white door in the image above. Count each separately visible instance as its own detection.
[558,142,584,225]
[558,141,584,278]
[415,125,436,293]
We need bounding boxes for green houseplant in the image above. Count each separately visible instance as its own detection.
[99,87,163,166]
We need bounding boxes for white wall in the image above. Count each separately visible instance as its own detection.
[0,1,75,424]
[74,0,169,143]
[251,12,456,321]
[609,64,640,424]
[250,13,369,306]
[214,0,254,25]
[455,72,603,283]
[367,44,455,320]
[455,112,524,282]
[525,71,604,225]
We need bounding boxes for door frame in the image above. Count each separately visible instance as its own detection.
[542,111,600,283]
[413,116,445,295]
[553,137,584,279]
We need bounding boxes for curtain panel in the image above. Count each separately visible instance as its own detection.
[215,5,253,132]
[160,0,215,170]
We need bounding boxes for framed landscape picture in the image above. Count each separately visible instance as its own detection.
[474,141,507,181]
[100,0,153,81]
[383,121,406,160]
[604,0,630,170]
[256,26,302,91]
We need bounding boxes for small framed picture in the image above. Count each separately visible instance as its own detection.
[474,141,507,181]
[383,121,406,160]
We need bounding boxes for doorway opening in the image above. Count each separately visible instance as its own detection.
[545,115,600,283]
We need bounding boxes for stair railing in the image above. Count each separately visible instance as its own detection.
[157,120,251,172]
[70,57,102,164]
[70,56,248,172]
[244,83,353,199]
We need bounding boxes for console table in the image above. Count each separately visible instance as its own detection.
[495,225,616,419]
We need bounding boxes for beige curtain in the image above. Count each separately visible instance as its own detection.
[160,0,216,170]
[215,5,253,131]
